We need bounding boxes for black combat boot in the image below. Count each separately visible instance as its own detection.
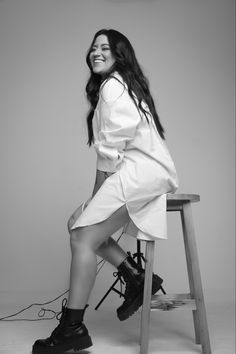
[117,254,163,321]
[32,299,92,354]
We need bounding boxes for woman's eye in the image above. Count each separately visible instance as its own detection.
[90,46,110,54]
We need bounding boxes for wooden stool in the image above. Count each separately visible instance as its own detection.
[140,194,211,354]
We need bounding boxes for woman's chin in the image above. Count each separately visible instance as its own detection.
[92,68,104,76]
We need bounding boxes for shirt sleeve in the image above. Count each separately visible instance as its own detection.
[94,77,140,172]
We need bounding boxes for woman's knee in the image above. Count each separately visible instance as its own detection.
[70,227,83,245]
[70,225,107,253]
[67,205,85,233]
[69,227,95,252]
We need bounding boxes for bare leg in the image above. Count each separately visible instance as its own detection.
[67,203,129,270]
[96,237,127,267]
[68,205,129,309]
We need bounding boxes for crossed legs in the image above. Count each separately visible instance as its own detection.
[67,204,130,309]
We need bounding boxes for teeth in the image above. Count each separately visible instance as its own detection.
[94,59,104,63]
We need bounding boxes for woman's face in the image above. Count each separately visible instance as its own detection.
[89,34,115,76]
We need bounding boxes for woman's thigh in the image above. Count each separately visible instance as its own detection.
[70,204,130,251]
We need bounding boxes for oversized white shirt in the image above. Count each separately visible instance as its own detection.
[91,72,179,239]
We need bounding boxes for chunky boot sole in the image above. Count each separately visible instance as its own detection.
[117,276,163,321]
[32,334,93,354]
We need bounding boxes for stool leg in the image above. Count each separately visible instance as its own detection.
[181,202,211,354]
[140,241,155,354]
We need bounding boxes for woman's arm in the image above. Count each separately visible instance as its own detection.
[94,77,140,173]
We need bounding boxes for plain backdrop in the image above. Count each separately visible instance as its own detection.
[0,0,234,309]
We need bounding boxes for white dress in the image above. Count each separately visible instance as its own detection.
[71,72,178,240]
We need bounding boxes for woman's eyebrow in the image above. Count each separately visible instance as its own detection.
[92,43,110,48]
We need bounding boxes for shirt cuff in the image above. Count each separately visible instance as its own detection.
[96,155,120,172]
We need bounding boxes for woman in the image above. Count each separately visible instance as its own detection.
[32,29,178,354]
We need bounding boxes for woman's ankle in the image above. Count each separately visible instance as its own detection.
[65,305,89,323]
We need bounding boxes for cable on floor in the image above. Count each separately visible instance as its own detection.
[0,229,125,322]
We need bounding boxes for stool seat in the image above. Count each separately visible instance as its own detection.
[167,193,200,203]
[167,193,200,211]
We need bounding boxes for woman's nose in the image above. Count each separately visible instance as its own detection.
[93,48,102,57]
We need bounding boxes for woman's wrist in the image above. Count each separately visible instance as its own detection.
[92,170,115,197]
[102,171,114,179]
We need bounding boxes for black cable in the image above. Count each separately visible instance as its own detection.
[0,229,125,322]
[0,289,69,321]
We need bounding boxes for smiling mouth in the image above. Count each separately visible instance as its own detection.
[93,59,105,63]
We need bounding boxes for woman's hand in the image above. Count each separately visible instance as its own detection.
[103,171,115,178]
[83,197,92,210]
[92,170,115,197]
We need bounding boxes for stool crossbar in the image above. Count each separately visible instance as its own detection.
[140,194,211,354]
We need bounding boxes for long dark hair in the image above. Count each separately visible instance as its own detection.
[86,29,165,145]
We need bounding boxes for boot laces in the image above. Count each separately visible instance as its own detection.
[119,272,135,299]
[119,257,145,300]
[123,279,135,298]
[50,298,68,338]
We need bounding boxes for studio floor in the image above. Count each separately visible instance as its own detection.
[0,290,235,354]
